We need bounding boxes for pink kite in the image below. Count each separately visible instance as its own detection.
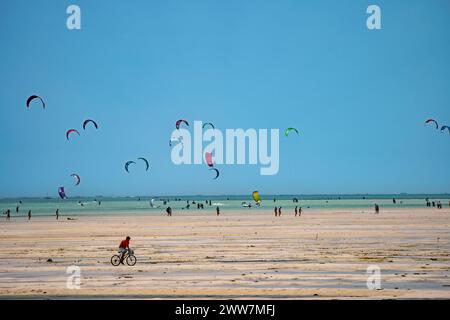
[425,119,439,129]
[66,129,80,140]
[205,152,214,167]
[176,119,189,130]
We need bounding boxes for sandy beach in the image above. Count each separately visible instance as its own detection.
[0,207,449,299]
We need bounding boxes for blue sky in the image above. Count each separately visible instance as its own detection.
[0,0,449,197]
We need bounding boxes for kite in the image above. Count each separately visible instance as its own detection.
[210,168,219,180]
[205,152,214,167]
[26,95,45,109]
[425,119,439,129]
[70,173,81,186]
[150,198,161,208]
[285,127,299,137]
[125,161,136,173]
[66,129,80,140]
[441,125,450,133]
[138,157,149,171]
[252,191,261,204]
[176,119,189,130]
[202,123,215,130]
[58,187,67,199]
[83,119,98,130]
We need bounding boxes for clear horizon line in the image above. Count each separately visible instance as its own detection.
[1,192,449,200]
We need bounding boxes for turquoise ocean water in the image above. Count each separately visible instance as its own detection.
[0,194,449,217]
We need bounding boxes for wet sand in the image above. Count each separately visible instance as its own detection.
[0,208,449,299]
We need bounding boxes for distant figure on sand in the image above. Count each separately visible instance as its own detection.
[299,207,302,217]
[166,207,172,217]
[6,209,11,221]
[274,207,278,217]
[294,206,298,217]
[375,204,379,214]
[28,210,32,220]
[56,209,59,220]
[278,207,282,216]
[216,206,220,216]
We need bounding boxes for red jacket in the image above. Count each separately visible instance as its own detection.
[119,239,130,249]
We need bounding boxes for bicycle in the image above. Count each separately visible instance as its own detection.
[111,248,137,266]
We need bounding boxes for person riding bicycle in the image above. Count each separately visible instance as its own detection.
[118,236,131,265]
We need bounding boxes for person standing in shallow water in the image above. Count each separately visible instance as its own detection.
[374,204,379,214]
[278,207,282,216]
[56,209,59,220]
[216,206,220,216]
[166,207,172,217]
[6,209,11,221]
[299,207,302,217]
[294,206,298,217]
[274,207,278,217]
[28,210,32,220]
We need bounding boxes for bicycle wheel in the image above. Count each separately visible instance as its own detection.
[126,255,137,266]
[111,255,121,266]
